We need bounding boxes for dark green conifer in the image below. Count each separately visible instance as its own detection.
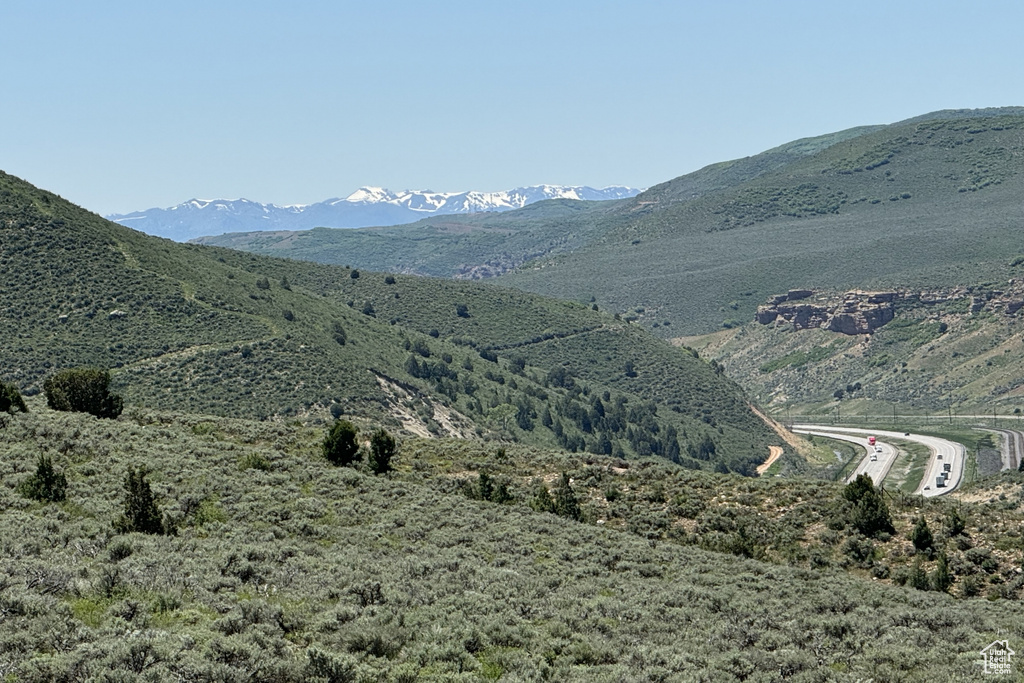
[18,454,67,502]
[43,368,123,419]
[0,381,28,414]
[553,473,582,521]
[324,420,361,466]
[369,428,396,475]
[113,467,164,535]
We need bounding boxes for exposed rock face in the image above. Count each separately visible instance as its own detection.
[756,290,897,335]
[756,282,1024,335]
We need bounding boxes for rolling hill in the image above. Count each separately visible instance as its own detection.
[0,170,778,473]
[195,107,1024,337]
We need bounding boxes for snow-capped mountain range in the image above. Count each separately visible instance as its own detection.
[107,185,642,242]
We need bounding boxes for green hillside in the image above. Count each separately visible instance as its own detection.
[4,403,1024,680]
[683,282,1024,414]
[197,108,1024,339]
[503,108,1024,334]
[0,170,777,473]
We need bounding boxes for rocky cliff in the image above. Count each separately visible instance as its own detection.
[756,284,1024,335]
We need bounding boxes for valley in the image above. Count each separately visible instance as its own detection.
[6,108,1024,680]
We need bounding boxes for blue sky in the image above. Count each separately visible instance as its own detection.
[4,0,1024,215]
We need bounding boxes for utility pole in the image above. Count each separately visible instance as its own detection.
[892,404,897,425]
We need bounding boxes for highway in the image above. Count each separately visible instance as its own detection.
[982,428,1024,470]
[793,425,965,497]
[792,428,897,486]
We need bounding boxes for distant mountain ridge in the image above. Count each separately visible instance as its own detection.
[107,184,641,242]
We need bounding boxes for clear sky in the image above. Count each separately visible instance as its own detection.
[4,0,1024,215]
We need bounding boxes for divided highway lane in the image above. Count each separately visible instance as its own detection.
[794,425,965,497]
[792,428,898,486]
[984,428,1024,470]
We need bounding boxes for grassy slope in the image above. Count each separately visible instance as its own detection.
[194,110,1024,338]
[0,170,777,472]
[683,291,1024,413]
[193,126,882,281]
[503,111,1024,333]
[3,405,1024,681]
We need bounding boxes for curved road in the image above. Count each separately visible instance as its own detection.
[792,428,898,486]
[793,425,965,497]
[982,428,1024,470]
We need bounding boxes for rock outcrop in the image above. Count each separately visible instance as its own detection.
[756,290,897,335]
[756,282,1024,335]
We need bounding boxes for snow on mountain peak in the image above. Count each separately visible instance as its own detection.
[107,184,644,242]
[343,186,400,204]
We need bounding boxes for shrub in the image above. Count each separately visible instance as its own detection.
[369,428,396,475]
[113,467,165,535]
[945,507,967,536]
[456,303,470,318]
[324,420,360,467]
[43,367,123,419]
[18,454,67,502]
[0,380,28,413]
[331,321,347,346]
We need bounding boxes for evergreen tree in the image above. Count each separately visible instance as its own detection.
[553,473,582,521]
[931,552,953,592]
[0,381,28,414]
[945,507,967,536]
[907,557,930,591]
[529,482,556,513]
[323,420,361,467]
[477,472,495,501]
[368,428,396,475]
[910,516,934,553]
[43,368,123,419]
[18,454,67,502]
[113,467,164,535]
[491,478,514,504]
[842,474,895,538]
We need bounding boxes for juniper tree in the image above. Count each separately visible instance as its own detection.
[0,381,27,414]
[910,516,934,554]
[945,507,967,536]
[842,474,895,538]
[931,552,953,592]
[477,472,495,501]
[43,367,123,419]
[553,473,582,522]
[530,481,556,513]
[907,557,929,591]
[18,454,67,502]
[369,428,396,475]
[324,420,361,467]
[113,467,164,535]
